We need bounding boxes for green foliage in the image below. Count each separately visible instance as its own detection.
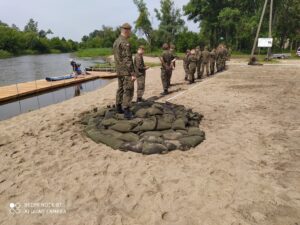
[0,50,12,59]
[154,0,185,43]
[133,0,153,49]
[75,48,113,57]
[184,0,300,51]
[0,19,78,57]
[24,18,38,33]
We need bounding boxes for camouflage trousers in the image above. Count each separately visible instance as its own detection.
[161,69,171,91]
[136,74,145,98]
[188,67,196,82]
[184,66,189,79]
[197,62,202,78]
[210,61,215,74]
[116,75,134,108]
[201,62,209,77]
[216,59,222,71]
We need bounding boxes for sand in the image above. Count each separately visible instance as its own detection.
[0,58,300,225]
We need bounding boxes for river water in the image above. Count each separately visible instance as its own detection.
[0,53,112,120]
[0,53,104,86]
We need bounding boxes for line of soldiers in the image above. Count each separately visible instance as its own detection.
[183,45,229,84]
[113,22,229,119]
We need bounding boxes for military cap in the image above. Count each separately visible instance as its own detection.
[138,45,145,49]
[120,23,132,29]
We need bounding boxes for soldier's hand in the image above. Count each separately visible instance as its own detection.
[131,75,136,81]
[145,66,150,70]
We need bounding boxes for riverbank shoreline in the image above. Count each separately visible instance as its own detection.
[0,58,300,225]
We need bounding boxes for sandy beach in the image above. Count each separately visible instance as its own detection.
[0,57,300,225]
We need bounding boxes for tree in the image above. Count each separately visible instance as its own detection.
[133,0,153,49]
[155,0,185,43]
[38,29,53,38]
[24,18,38,33]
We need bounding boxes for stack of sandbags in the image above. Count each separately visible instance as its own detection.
[81,101,205,155]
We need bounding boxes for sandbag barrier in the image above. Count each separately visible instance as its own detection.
[81,101,205,155]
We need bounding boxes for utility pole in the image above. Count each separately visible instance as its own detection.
[250,0,269,58]
[267,0,274,60]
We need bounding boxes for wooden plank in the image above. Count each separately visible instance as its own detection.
[0,71,117,103]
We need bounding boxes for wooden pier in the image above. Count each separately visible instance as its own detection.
[0,71,117,103]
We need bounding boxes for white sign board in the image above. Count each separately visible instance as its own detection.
[258,38,273,47]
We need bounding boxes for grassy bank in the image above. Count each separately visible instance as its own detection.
[0,50,13,59]
[76,48,112,58]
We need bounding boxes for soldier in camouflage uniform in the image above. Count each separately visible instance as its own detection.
[160,43,172,95]
[134,45,149,102]
[210,48,216,75]
[216,45,223,72]
[187,49,198,84]
[113,23,136,119]
[183,49,191,81]
[195,46,202,79]
[168,44,177,87]
[201,46,210,77]
[222,45,228,70]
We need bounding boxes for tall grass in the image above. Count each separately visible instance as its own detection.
[0,50,12,59]
[76,48,112,58]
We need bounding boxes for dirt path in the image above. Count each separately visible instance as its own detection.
[0,59,299,225]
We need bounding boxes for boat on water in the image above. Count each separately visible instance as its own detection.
[45,74,74,81]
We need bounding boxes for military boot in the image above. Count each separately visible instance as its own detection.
[160,90,169,96]
[124,108,133,119]
[136,97,144,103]
[116,104,124,114]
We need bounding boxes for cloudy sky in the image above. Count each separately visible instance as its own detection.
[0,0,199,41]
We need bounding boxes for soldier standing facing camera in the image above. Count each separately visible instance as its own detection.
[187,49,198,84]
[113,23,136,119]
[134,45,149,102]
[159,43,172,95]
[183,49,191,81]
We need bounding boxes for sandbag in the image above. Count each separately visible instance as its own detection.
[187,127,205,137]
[179,135,205,148]
[162,131,183,140]
[104,110,116,119]
[133,117,157,132]
[147,107,163,116]
[135,108,148,118]
[94,108,107,117]
[156,116,172,130]
[101,118,118,127]
[141,136,164,144]
[120,142,143,153]
[118,132,140,142]
[142,143,168,155]
[140,131,163,137]
[164,141,177,151]
[86,130,124,149]
[165,140,181,149]
[101,129,123,138]
[110,121,138,133]
[172,118,186,130]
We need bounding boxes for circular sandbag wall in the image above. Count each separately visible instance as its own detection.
[81,101,205,155]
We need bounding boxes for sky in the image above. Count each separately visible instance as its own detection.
[0,0,199,42]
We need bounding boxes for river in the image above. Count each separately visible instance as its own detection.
[0,53,112,120]
[0,53,104,86]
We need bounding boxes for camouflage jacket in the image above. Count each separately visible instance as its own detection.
[134,53,146,76]
[183,54,189,69]
[188,55,198,70]
[113,35,134,76]
[210,50,216,62]
[202,50,210,64]
[196,51,202,63]
[160,50,172,70]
